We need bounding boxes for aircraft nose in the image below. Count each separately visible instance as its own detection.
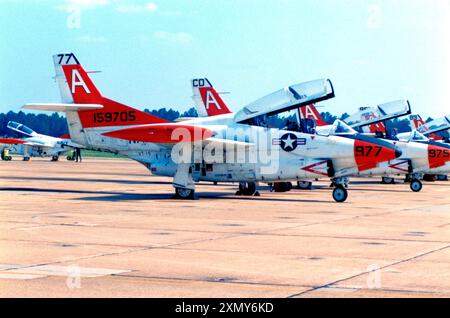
[353,136,401,171]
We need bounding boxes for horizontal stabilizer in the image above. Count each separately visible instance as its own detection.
[22,103,104,112]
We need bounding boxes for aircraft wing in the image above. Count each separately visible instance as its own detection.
[0,138,26,145]
[345,100,411,129]
[101,124,254,150]
[101,123,214,144]
[418,116,450,136]
[0,137,54,148]
[234,79,334,123]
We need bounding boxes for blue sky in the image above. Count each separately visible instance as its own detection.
[0,0,449,117]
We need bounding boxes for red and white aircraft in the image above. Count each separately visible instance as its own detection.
[0,121,83,161]
[23,53,401,202]
[300,103,450,191]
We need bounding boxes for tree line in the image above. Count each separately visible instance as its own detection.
[0,107,430,138]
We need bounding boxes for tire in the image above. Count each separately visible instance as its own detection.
[410,179,423,192]
[272,182,292,193]
[332,186,348,203]
[51,155,59,162]
[174,187,195,199]
[240,182,257,196]
[381,177,394,184]
[23,157,30,161]
[297,181,312,190]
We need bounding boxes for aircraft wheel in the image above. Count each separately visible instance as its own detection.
[410,179,423,192]
[381,177,394,184]
[297,181,312,190]
[51,155,59,162]
[332,185,348,203]
[23,157,30,161]
[239,182,257,196]
[272,182,292,192]
[174,187,195,199]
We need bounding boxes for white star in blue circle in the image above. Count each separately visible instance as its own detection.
[280,133,298,152]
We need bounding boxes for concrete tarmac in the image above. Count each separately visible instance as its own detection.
[0,158,449,297]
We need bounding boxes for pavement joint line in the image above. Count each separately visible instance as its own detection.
[0,233,250,274]
[111,272,313,289]
[320,285,450,295]
[286,244,450,298]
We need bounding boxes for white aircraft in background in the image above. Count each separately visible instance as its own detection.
[23,53,401,202]
[0,121,83,161]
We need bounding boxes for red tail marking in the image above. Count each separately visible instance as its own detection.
[199,87,231,116]
[299,104,327,126]
[368,122,386,134]
[61,64,168,128]
[412,118,426,130]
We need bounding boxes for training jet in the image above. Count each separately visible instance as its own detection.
[300,102,450,191]
[0,121,83,161]
[23,53,401,202]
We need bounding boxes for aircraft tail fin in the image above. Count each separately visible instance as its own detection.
[53,53,168,129]
[191,78,232,117]
[409,114,427,131]
[298,104,328,126]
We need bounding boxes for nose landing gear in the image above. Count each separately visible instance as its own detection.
[410,179,423,192]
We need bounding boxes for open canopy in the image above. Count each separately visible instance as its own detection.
[7,121,37,137]
[418,116,450,136]
[345,100,411,129]
[234,79,334,123]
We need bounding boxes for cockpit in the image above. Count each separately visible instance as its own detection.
[397,130,429,143]
[7,121,36,136]
[408,130,429,142]
[317,120,357,137]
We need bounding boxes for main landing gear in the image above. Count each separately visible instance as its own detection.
[381,177,395,184]
[51,155,59,162]
[271,182,292,193]
[297,181,312,190]
[236,182,259,196]
[174,187,195,199]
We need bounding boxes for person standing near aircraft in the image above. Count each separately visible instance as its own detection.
[75,147,82,163]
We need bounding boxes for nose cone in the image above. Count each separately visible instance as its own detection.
[353,135,401,171]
